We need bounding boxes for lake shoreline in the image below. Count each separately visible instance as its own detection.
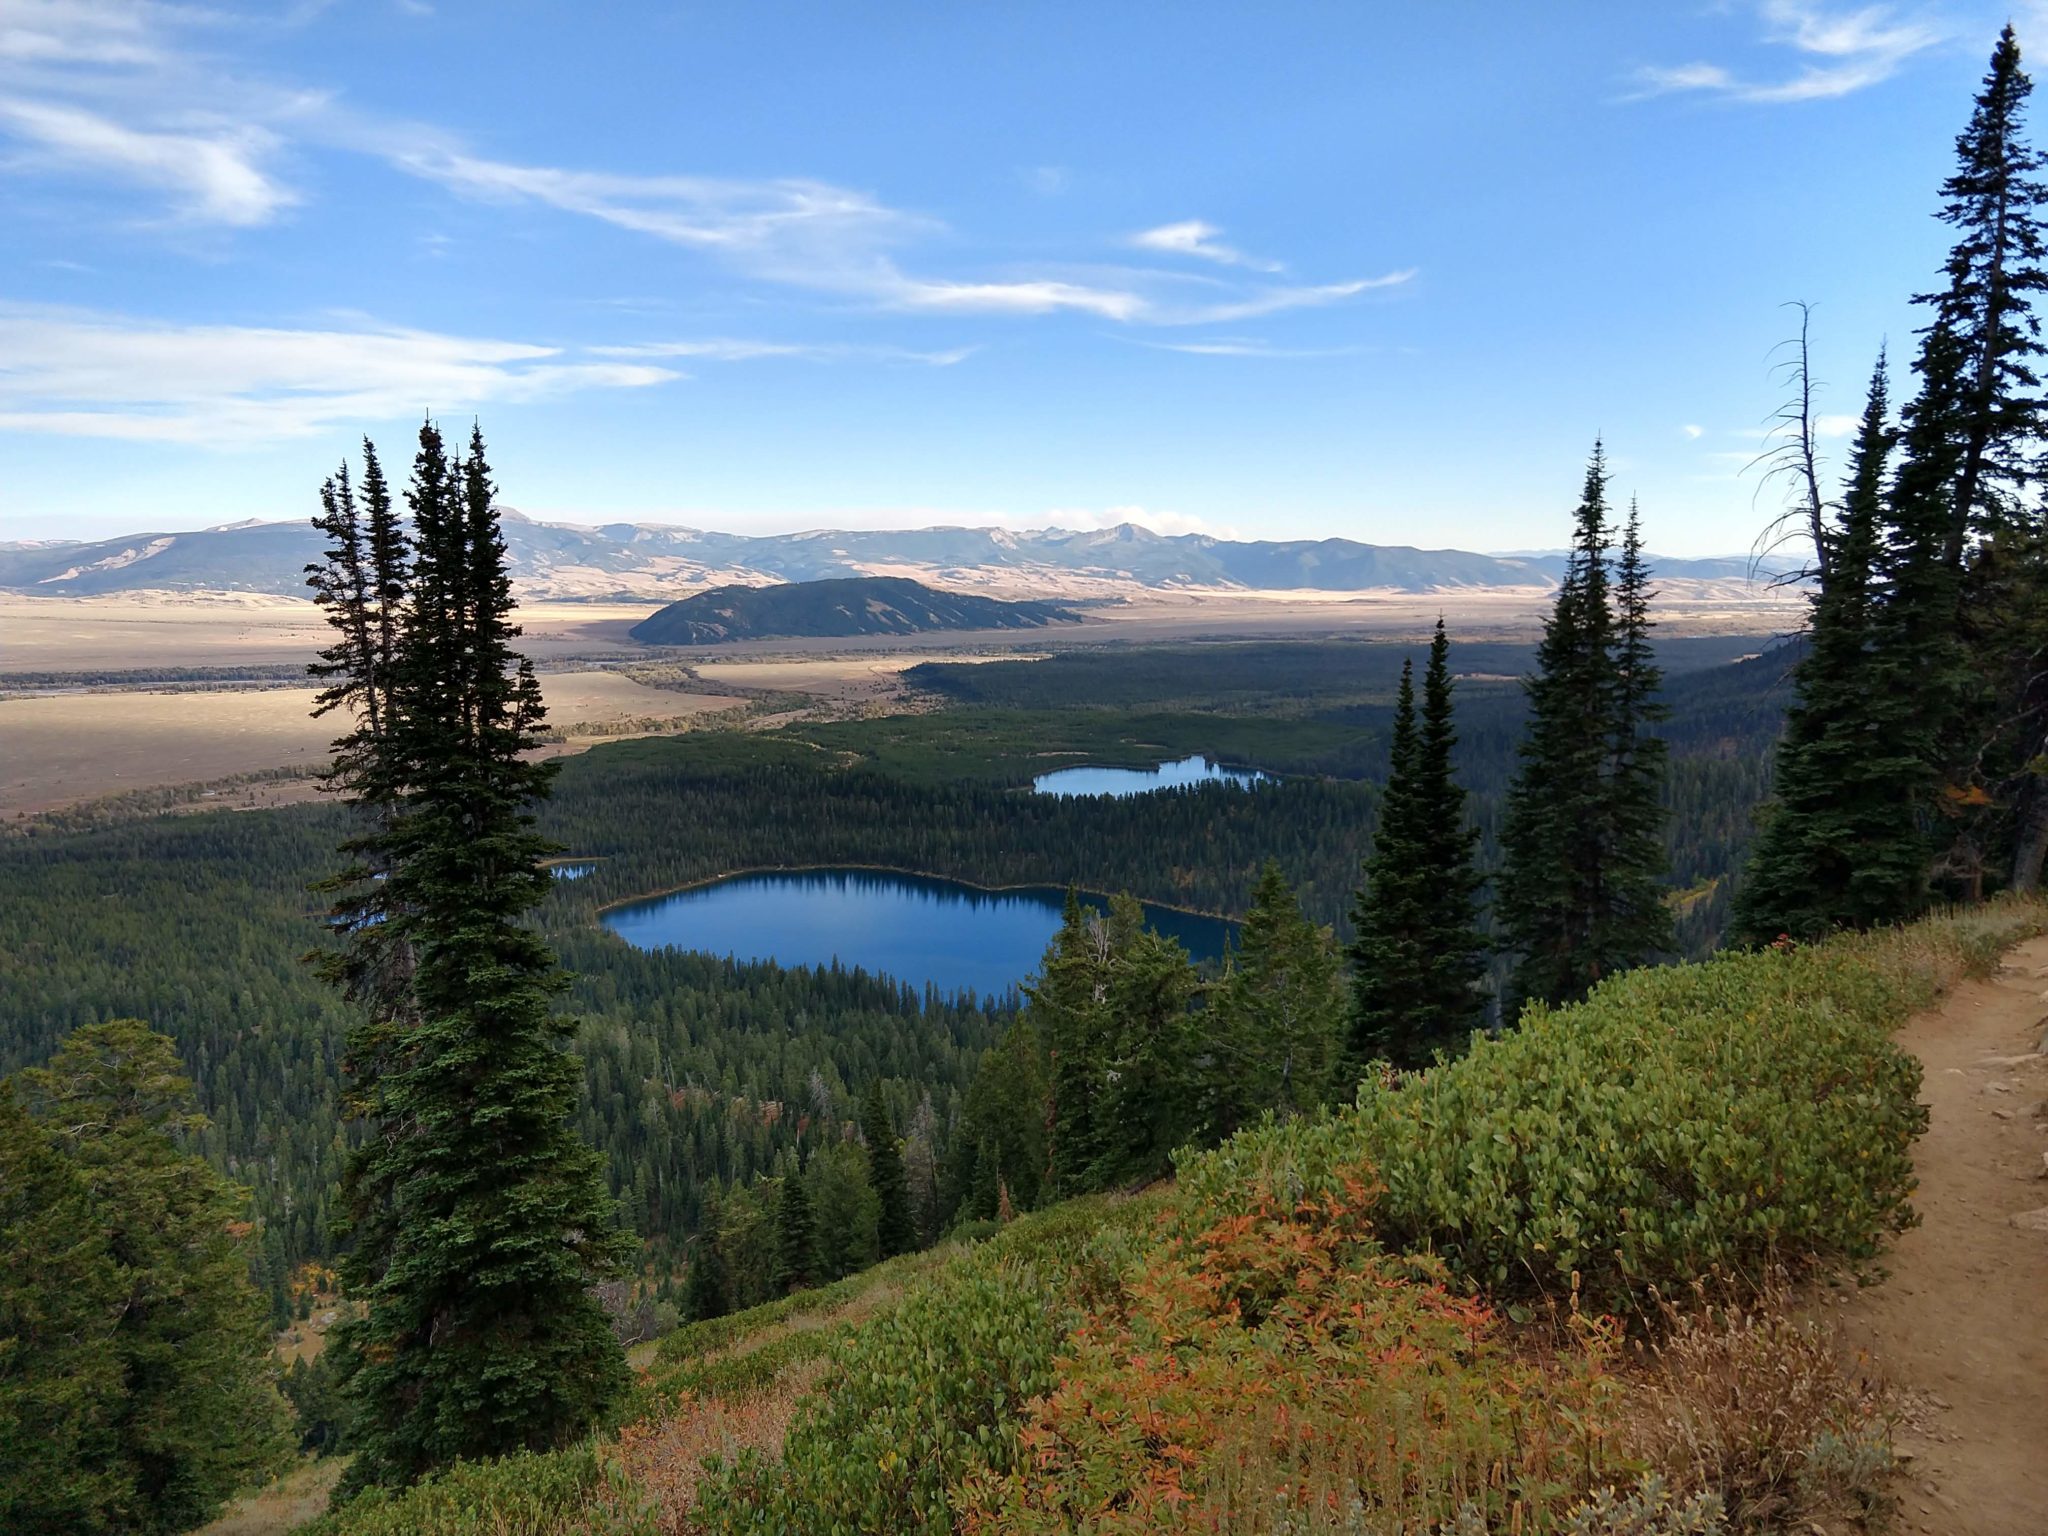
[584,861,1242,925]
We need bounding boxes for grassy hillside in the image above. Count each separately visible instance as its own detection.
[288,901,2044,1536]
[629,578,1081,645]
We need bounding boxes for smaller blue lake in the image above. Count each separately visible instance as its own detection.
[550,862,597,881]
[1031,754,1269,798]
[600,867,1235,1001]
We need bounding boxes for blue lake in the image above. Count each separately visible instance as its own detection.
[599,867,1236,1000]
[1031,754,1268,798]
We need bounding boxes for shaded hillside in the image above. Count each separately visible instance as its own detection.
[629,575,1081,645]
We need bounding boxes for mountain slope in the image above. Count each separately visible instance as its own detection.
[0,512,1798,600]
[628,576,1081,645]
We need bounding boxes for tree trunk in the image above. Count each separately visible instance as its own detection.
[2012,762,2048,892]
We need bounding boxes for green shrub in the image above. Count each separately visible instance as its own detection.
[298,1443,652,1536]
[656,1271,874,1368]
[662,1326,838,1399]
[1562,1476,1728,1536]
[692,1252,1063,1534]
[1178,903,2046,1314]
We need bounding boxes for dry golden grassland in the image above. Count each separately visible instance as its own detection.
[693,651,1041,699]
[0,592,660,669]
[0,581,1803,817]
[0,671,728,816]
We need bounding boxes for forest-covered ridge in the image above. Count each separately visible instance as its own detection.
[628,576,1081,646]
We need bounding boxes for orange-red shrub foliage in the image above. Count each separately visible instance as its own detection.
[960,1162,1620,1534]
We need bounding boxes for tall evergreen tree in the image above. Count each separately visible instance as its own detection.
[1410,620,1490,1036]
[11,1023,290,1535]
[946,1019,1046,1219]
[682,1194,729,1324]
[1498,444,1669,1013]
[807,1140,880,1280]
[1606,503,1676,963]
[1884,25,2048,894]
[316,423,631,1490]
[1034,888,1111,1197]
[859,1082,916,1259]
[1736,358,1935,940]
[1208,860,1344,1125]
[0,1081,125,1536]
[1350,625,1490,1065]
[772,1171,818,1294]
[1089,895,1203,1187]
[1347,658,1428,1063]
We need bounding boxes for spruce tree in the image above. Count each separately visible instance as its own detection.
[859,1082,916,1258]
[1736,358,1934,940]
[1208,860,1344,1125]
[307,459,379,748]
[947,1019,1046,1219]
[1498,444,1669,1013]
[1885,24,2048,894]
[1411,619,1490,1037]
[772,1172,818,1294]
[13,1022,290,1535]
[0,1081,125,1536]
[807,1141,880,1279]
[1033,888,1111,1197]
[316,423,631,1490]
[1606,503,1675,963]
[682,1194,729,1324]
[1088,894,1203,1188]
[1347,658,1429,1063]
[1348,627,1488,1067]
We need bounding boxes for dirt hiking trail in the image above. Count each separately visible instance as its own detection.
[1833,934,2048,1535]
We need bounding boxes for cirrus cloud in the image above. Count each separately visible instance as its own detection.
[0,304,675,444]
[1634,0,1946,104]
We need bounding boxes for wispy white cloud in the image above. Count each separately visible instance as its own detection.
[391,144,1407,326]
[1131,219,1283,273]
[1135,335,1365,358]
[0,94,294,224]
[590,337,975,365]
[0,1,312,224]
[1683,423,1705,438]
[890,277,1147,320]
[392,148,926,266]
[1635,1,1945,103]
[0,5,1410,335]
[0,0,167,68]
[0,304,675,443]
[1159,273,1414,325]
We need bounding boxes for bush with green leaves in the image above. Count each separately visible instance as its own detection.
[298,1444,652,1536]
[687,1196,1159,1533]
[1178,903,2046,1314]
[689,1254,1058,1534]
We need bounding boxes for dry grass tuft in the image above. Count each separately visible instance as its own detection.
[1619,1279,1897,1532]
[612,1362,824,1534]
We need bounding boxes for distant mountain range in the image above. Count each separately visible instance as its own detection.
[630,577,1080,645]
[0,512,1795,601]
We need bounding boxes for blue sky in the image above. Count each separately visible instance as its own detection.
[0,1,2035,554]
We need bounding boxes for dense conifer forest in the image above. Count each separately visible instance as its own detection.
[0,622,1793,1341]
